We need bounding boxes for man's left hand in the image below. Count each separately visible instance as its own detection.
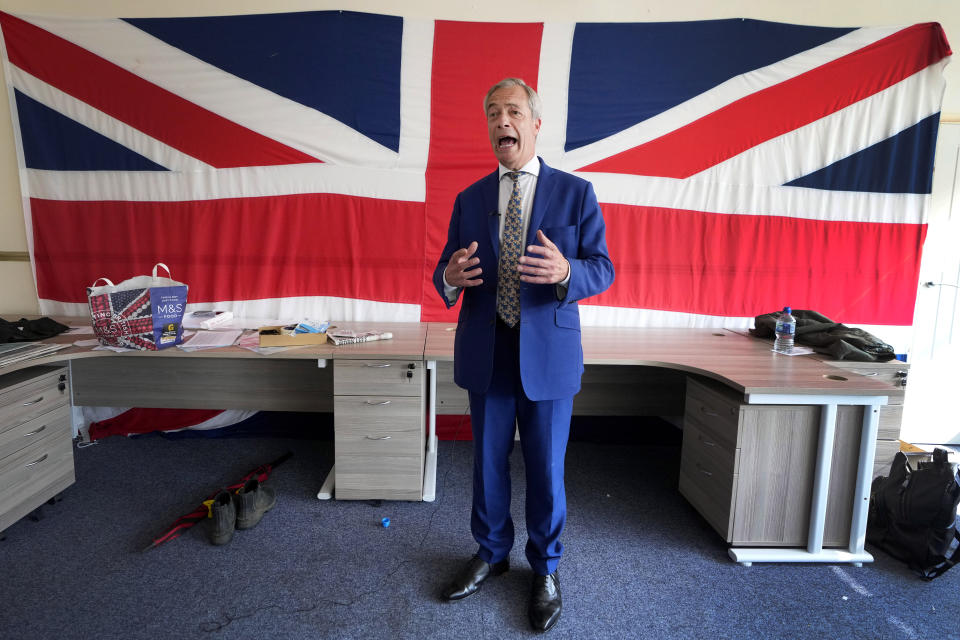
[518,229,570,285]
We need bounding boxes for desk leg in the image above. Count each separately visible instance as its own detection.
[422,361,438,502]
[317,465,335,500]
[847,403,881,563]
[807,402,837,553]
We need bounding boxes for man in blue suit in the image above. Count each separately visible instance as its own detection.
[434,77,614,632]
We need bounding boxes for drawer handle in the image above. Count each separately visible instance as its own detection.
[696,463,713,477]
[698,435,716,447]
[700,406,719,418]
[863,372,879,377]
[365,435,392,440]
[25,453,49,467]
[22,396,45,406]
[24,425,47,437]
[365,363,391,368]
[364,400,392,406]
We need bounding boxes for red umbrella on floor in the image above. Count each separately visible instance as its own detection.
[143,451,293,550]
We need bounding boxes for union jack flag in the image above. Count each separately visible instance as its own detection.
[87,287,157,350]
[0,11,951,332]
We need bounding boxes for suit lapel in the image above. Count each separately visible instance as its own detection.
[528,158,556,246]
[481,170,501,257]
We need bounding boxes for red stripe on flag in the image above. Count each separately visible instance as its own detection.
[89,408,224,441]
[593,204,926,325]
[30,194,424,304]
[420,20,544,321]
[0,12,319,168]
[581,23,952,178]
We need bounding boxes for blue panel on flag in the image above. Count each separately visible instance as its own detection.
[785,113,941,194]
[566,19,854,151]
[14,91,167,171]
[124,11,402,152]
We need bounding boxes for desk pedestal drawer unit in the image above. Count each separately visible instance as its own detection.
[823,360,908,479]
[333,359,425,500]
[680,376,863,547]
[0,366,73,533]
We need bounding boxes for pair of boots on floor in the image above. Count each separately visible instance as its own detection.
[208,477,276,545]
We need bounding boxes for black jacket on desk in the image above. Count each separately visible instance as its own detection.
[0,317,70,343]
[751,309,895,362]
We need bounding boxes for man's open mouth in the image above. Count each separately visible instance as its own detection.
[498,136,517,149]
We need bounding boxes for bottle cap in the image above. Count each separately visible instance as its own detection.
[783,306,791,315]
[381,517,390,528]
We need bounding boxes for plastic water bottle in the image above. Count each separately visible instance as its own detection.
[774,306,796,353]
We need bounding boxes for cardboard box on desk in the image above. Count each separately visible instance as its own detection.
[258,326,327,347]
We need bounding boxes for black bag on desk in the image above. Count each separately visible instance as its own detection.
[867,449,960,580]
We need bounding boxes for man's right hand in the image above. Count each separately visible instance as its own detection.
[444,241,483,288]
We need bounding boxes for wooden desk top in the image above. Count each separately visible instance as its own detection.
[3,318,898,400]
[0,319,427,376]
[425,323,898,399]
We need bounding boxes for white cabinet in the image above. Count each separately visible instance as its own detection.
[333,359,425,500]
[0,366,74,533]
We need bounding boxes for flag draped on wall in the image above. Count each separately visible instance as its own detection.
[0,11,952,329]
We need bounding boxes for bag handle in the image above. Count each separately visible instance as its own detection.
[921,529,960,580]
[152,263,172,279]
[90,277,114,287]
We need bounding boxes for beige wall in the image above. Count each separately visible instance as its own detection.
[0,0,957,314]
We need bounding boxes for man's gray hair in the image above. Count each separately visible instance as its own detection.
[484,77,542,121]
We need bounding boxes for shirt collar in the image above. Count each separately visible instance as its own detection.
[498,156,541,180]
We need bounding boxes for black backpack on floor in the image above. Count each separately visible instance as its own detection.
[867,449,960,580]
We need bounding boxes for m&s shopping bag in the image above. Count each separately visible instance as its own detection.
[86,263,188,350]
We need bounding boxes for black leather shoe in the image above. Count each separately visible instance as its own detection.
[441,555,509,600]
[529,571,561,632]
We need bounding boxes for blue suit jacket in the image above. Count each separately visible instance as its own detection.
[433,159,615,401]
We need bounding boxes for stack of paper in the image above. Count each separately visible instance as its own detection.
[0,342,71,368]
[178,329,243,351]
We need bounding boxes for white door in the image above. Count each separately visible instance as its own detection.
[901,121,960,446]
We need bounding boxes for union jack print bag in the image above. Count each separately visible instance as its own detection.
[87,263,188,350]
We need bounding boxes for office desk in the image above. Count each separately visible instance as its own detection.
[3,321,901,565]
[1,321,430,505]
[425,323,899,566]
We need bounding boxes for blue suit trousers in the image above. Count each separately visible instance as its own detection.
[468,320,573,576]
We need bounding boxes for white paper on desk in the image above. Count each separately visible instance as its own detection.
[772,346,815,356]
[183,313,291,331]
[67,326,94,334]
[237,331,260,348]
[179,329,242,350]
[183,310,234,329]
[73,338,101,347]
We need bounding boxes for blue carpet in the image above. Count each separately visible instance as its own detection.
[0,430,957,640]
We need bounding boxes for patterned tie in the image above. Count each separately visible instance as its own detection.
[497,171,524,327]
